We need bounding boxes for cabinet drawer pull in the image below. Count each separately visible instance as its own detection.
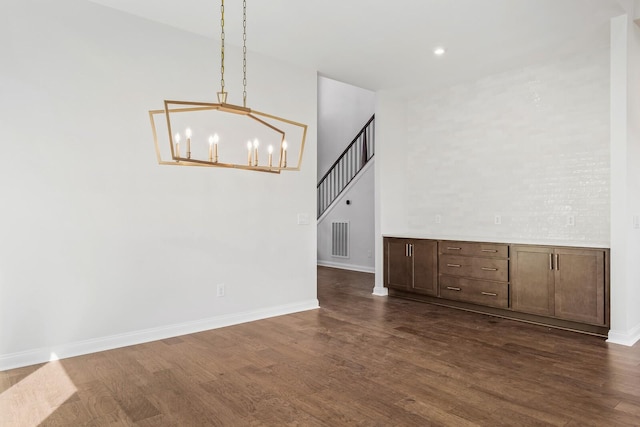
[549,253,553,270]
[481,292,498,297]
[481,267,498,271]
[447,263,461,268]
[446,287,461,291]
[446,247,461,250]
[481,249,498,253]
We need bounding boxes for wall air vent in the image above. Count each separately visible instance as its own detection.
[331,221,350,258]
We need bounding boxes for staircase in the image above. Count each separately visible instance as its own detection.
[317,115,375,218]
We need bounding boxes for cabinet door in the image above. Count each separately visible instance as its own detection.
[412,239,438,296]
[385,238,411,290]
[554,248,605,325]
[511,246,555,316]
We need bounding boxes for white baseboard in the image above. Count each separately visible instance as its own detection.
[317,260,375,274]
[372,286,389,296]
[607,323,640,347]
[0,299,320,372]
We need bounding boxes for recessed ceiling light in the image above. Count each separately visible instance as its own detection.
[434,47,446,56]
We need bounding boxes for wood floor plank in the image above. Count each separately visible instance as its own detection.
[615,400,640,417]
[2,266,640,425]
[0,365,42,394]
[39,399,93,426]
[145,368,229,425]
[394,397,482,427]
[73,379,134,426]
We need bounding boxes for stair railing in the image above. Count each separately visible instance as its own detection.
[317,115,375,218]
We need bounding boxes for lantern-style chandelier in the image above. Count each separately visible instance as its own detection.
[149,0,307,173]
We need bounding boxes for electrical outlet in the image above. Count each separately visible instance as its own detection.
[494,215,501,225]
[216,283,225,297]
[435,215,442,224]
[367,249,372,258]
[634,215,640,229]
[567,215,575,226]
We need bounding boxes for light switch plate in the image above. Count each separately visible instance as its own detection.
[297,213,310,225]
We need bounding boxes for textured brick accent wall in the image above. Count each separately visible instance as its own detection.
[405,48,610,245]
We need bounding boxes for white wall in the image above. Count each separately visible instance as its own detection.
[629,2,640,345]
[0,0,318,370]
[317,76,375,180]
[609,6,640,346]
[628,4,640,345]
[401,47,610,246]
[373,91,408,295]
[316,76,376,273]
[317,163,375,273]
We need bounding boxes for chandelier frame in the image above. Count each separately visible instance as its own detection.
[148,0,307,173]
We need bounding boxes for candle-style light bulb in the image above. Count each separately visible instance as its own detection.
[208,135,214,162]
[213,133,219,163]
[185,128,192,159]
[247,141,253,165]
[253,138,259,166]
[268,145,273,168]
[174,133,181,158]
[282,140,288,168]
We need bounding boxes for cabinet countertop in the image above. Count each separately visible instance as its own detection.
[382,233,609,249]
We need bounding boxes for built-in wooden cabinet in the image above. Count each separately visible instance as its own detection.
[438,241,509,309]
[384,237,610,336]
[510,246,554,316]
[385,238,438,296]
[386,238,412,290]
[511,245,606,325]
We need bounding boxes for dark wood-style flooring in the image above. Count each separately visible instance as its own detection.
[2,266,640,426]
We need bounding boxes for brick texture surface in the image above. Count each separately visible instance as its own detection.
[404,48,609,245]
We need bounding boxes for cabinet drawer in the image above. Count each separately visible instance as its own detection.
[439,276,509,308]
[439,241,508,258]
[439,255,508,282]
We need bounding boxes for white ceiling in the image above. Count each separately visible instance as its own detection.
[90,0,624,91]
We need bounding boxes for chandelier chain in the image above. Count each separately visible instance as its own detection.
[220,0,225,95]
[242,0,247,107]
